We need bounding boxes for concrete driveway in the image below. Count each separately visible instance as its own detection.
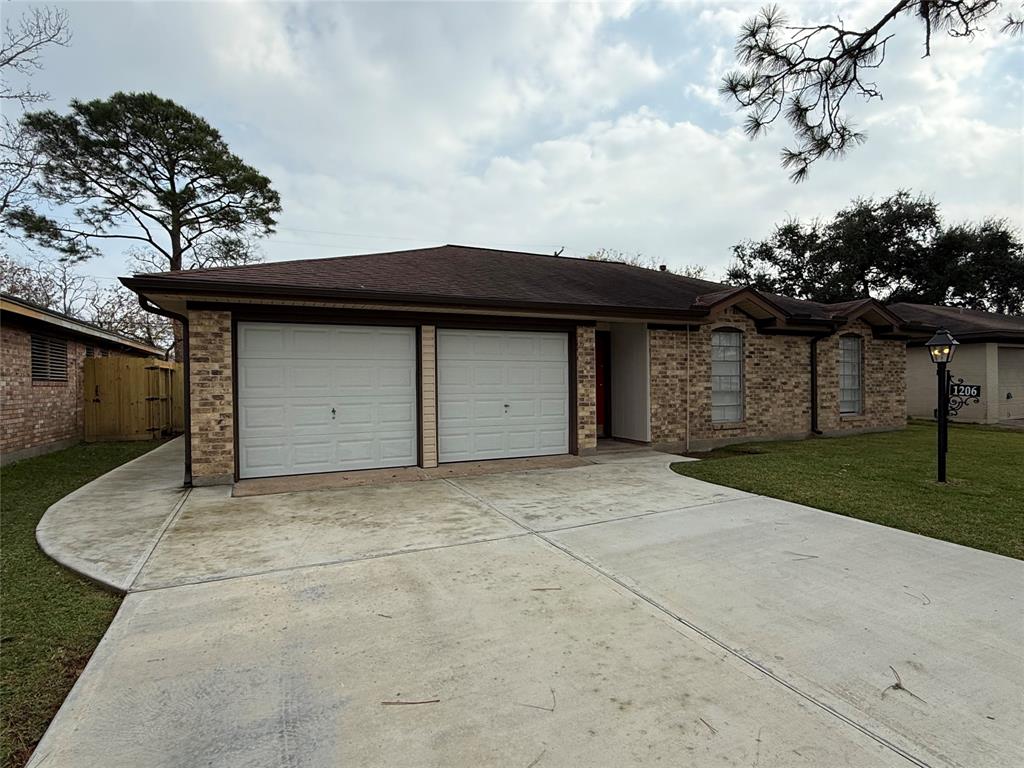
[31,448,1023,767]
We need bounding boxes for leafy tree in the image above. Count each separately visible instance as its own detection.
[6,91,282,354]
[727,191,1024,313]
[721,2,1023,181]
[586,247,708,279]
[7,91,281,269]
[0,6,70,218]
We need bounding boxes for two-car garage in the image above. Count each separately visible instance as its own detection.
[236,322,570,479]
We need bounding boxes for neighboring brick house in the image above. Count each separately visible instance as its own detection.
[1,293,164,465]
[891,303,1024,424]
[122,245,910,486]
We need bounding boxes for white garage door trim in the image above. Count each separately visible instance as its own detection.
[236,322,418,479]
[437,328,570,463]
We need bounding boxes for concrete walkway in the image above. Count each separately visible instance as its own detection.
[29,445,1024,768]
[36,437,187,592]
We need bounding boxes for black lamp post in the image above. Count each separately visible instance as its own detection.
[925,328,959,483]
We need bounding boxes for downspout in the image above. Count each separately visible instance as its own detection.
[685,325,691,452]
[809,330,834,435]
[139,295,192,486]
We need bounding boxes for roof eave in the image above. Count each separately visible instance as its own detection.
[121,276,713,322]
[1,295,163,356]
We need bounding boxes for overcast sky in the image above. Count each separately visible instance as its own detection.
[7,0,1023,286]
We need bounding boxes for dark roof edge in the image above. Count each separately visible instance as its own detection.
[907,331,1024,345]
[121,276,714,321]
[1,292,164,355]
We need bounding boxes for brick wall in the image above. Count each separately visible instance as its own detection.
[649,329,688,442]
[575,325,597,453]
[816,319,906,433]
[1,324,86,463]
[688,311,811,446]
[649,311,906,451]
[420,325,438,468]
[188,309,234,484]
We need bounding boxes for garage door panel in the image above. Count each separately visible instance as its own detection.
[472,432,504,453]
[334,366,376,390]
[539,429,569,449]
[379,437,416,461]
[540,398,567,417]
[473,366,504,386]
[438,434,470,460]
[240,443,288,475]
[507,430,539,451]
[473,399,506,419]
[290,327,333,355]
[539,366,568,386]
[507,398,539,418]
[441,398,472,421]
[237,323,417,479]
[538,337,567,360]
[239,403,287,430]
[507,365,539,386]
[439,364,471,388]
[292,441,336,469]
[379,402,416,424]
[438,329,569,463]
[238,325,285,357]
[378,365,416,389]
[291,402,336,429]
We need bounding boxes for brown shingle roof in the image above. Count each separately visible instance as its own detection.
[122,244,901,329]
[888,302,1024,340]
[125,245,730,315]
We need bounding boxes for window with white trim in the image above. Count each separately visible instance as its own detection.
[31,335,68,382]
[839,335,863,415]
[711,328,743,422]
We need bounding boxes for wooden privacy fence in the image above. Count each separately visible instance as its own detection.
[84,357,185,441]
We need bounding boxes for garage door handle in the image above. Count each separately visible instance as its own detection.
[331,407,336,419]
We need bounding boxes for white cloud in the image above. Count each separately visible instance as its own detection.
[8,0,1022,285]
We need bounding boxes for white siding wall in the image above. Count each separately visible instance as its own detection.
[998,346,1024,420]
[609,323,651,441]
[905,343,999,424]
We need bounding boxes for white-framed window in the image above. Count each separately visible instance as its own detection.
[711,328,743,422]
[31,335,68,382]
[839,334,863,415]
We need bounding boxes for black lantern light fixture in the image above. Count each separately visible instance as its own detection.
[925,328,959,482]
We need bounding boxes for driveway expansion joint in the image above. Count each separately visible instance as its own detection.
[126,487,192,593]
[443,477,933,768]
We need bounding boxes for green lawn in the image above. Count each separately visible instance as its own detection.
[1,441,165,768]
[672,422,1024,560]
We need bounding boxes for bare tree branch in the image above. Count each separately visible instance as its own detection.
[0,7,71,106]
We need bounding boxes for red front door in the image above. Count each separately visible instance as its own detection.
[595,331,610,438]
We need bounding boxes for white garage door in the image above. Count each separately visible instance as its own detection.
[437,329,569,462]
[236,323,417,479]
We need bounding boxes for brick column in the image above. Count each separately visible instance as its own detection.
[420,325,438,468]
[649,328,689,444]
[188,309,234,485]
[575,325,597,454]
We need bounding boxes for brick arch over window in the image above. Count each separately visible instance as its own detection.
[838,333,864,415]
[711,326,744,423]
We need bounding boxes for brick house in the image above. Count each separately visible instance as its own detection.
[1,293,164,465]
[122,245,909,486]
